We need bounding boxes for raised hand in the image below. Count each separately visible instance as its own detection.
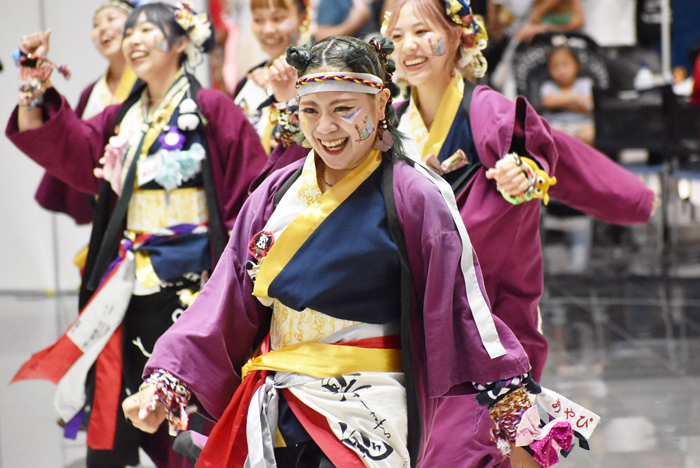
[19,29,52,57]
[268,56,298,103]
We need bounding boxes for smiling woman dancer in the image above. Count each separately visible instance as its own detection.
[35,0,139,226]
[119,36,560,468]
[8,3,266,467]
[233,0,310,154]
[385,0,656,466]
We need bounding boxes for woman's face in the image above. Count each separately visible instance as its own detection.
[92,7,128,62]
[123,12,186,83]
[298,89,389,173]
[251,0,303,60]
[388,3,457,88]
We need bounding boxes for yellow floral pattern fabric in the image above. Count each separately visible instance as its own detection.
[126,187,209,232]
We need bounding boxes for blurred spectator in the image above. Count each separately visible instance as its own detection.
[488,0,585,97]
[514,0,585,43]
[691,45,700,107]
[313,0,383,40]
[540,44,594,144]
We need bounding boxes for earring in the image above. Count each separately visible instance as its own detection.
[301,139,312,148]
[374,119,394,152]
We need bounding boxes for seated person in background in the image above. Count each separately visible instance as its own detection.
[313,0,383,40]
[540,44,595,144]
[514,0,585,43]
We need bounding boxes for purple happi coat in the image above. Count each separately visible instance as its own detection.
[420,85,654,467]
[34,83,96,224]
[144,156,531,467]
[7,86,267,237]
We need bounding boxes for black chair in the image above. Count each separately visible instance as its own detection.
[592,85,671,158]
[512,32,610,112]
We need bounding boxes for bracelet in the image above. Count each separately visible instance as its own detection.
[18,79,51,110]
[474,372,541,407]
[489,387,532,455]
[142,369,192,436]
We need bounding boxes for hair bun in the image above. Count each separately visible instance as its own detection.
[345,42,366,69]
[286,45,311,71]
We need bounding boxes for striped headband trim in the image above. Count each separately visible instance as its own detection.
[296,72,384,97]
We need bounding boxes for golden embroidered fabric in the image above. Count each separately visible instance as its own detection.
[126,187,209,232]
[270,299,358,350]
[268,152,358,351]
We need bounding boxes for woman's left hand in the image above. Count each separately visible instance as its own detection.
[268,56,298,103]
[486,160,529,196]
[510,445,543,468]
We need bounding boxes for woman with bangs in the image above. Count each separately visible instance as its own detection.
[233,0,310,154]
[385,0,656,466]
[35,0,138,226]
[119,35,553,468]
[8,3,266,467]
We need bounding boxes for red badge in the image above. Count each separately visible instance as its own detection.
[248,231,275,260]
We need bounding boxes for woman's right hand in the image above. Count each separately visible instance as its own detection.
[122,385,167,434]
[268,56,298,103]
[19,29,52,57]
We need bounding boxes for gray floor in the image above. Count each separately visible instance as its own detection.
[1,275,699,467]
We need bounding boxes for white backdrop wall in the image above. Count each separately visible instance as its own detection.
[0,0,209,293]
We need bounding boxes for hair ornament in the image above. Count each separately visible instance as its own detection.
[286,45,312,71]
[380,10,391,37]
[442,0,489,77]
[174,2,213,64]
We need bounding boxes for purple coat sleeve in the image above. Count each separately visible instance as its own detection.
[6,87,120,195]
[393,162,530,397]
[198,89,268,231]
[471,86,654,225]
[33,83,97,224]
[143,162,303,420]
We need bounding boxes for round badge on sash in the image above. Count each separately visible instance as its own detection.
[248,230,275,260]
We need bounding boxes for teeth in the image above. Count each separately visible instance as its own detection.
[130,51,147,60]
[101,35,113,42]
[405,57,427,66]
[321,138,347,150]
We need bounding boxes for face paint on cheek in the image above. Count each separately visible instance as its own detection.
[354,115,375,143]
[156,37,169,52]
[340,107,363,124]
[300,117,310,137]
[429,36,446,56]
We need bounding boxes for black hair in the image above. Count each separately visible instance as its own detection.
[124,3,215,66]
[286,36,406,157]
[547,45,580,67]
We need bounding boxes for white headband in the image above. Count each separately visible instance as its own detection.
[296,72,384,97]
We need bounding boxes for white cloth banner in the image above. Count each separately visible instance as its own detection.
[54,253,135,421]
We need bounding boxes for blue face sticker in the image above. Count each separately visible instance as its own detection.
[156,38,169,52]
[429,37,446,56]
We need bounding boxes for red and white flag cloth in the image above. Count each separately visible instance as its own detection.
[11,249,136,422]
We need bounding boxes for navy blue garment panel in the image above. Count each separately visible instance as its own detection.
[268,167,402,324]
